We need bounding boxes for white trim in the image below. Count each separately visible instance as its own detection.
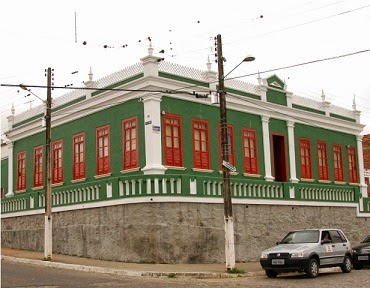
[164,166,187,171]
[71,178,86,183]
[120,167,141,174]
[243,173,261,178]
[94,173,112,179]
[192,168,214,173]
[2,196,368,219]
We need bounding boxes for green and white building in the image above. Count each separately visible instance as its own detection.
[1,45,369,263]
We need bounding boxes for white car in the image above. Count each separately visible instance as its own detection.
[260,229,352,278]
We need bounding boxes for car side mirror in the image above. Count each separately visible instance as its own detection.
[321,239,331,244]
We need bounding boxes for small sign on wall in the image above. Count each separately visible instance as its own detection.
[152,125,160,133]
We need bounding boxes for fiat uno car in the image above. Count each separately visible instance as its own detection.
[260,229,352,278]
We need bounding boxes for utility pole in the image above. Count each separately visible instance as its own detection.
[44,67,52,260]
[216,34,235,270]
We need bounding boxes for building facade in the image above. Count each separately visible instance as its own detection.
[363,134,370,197]
[1,45,369,263]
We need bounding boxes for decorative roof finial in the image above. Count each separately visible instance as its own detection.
[148,37,153,56]
[352,94,357,111]
[206,55,212,71]
[11,102,15,115]
[88,66,93,81]
[321,89,326,102]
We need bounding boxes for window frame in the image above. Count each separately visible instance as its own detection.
[52,139,63,184]
[33,145,43,187]
[96,124,110,175]
[333,144,344,182]
[242,128,259,174]
[122,117,139,170]
[163,114,183,167]
[299,138,312,179]
[73,133,86,180]
[347,146,358,183]
[192,119,211,170]
[17,151,26,191]
[317,141,329,181]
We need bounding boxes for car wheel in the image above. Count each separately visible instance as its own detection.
[306,258,319,278]
[340,255,352,273]
[265,270,278,278]
[353,263,363,270]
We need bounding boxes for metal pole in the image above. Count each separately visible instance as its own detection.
[216,34,235,270]
[44,67,52,260]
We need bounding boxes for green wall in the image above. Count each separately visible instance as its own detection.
[294,123,358,182]
[1,158,8,193]
[161,97,264,179]
[12,99,144,192]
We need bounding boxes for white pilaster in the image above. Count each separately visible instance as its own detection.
[6,142,14,197]
[262,116,274,181]
[287,121,299,183]
[141,95,166,175]
[286,91,293,108]
[357,135,367,201]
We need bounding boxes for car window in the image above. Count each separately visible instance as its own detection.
[281,230,319,244]
[321,230,332,241]
[337,230,348,242]
[330,230,345,243]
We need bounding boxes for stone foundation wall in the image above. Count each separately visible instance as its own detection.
[1,203,369,263]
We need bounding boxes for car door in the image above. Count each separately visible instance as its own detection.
[329,230,349,264]
[320,230,336,265]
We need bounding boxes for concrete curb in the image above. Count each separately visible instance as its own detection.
[2,256,264,278]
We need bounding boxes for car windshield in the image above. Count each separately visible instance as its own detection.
[281,230,319,244]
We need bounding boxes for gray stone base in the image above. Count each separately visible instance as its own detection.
[1,203,369,263]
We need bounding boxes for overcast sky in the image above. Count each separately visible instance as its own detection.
[1,0,370,139]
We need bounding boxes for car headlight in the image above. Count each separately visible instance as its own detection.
[290,252,304,258]
[352,249,364,254]
[260,252,268,259]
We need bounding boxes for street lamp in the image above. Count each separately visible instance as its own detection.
[216,34,255,270]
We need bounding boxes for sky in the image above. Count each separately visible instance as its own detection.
[1,0,370,140]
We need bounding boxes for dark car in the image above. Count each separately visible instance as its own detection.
[352,235,370,270]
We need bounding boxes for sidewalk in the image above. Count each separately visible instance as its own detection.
[1,247,265,278]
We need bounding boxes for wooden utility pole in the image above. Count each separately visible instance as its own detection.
[216,34,235,270]
[44,67,52,260]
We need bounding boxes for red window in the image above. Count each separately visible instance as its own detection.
[1,187,5,198]
[317,141,328,180]
[163,114,183,167]
[348,147,358,183]
[52,140,63,184]
[96,125,110,175]
[300,139,312,179]
[192,119,210,169]
[242,128,258,174]
[17,151,26,191]
[73,133,85,180]
[34,146,43,187]
[333,145,344,182]
[218,124,235,169]
[122,117,138,170]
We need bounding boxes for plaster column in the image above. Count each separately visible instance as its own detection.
[141,94,166,175]
[6,142,14,197]
[262,116,274,181]
[356,135,367,202]
[287,121,299,183]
